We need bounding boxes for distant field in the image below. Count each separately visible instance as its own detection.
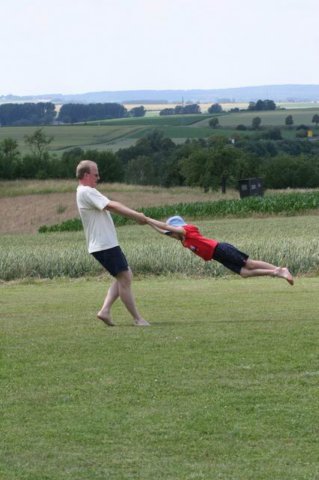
[0,118,219,155]
[0,125,146,155]
[194,108,319,128]
[125,101,319,113]
[0,106,318,155]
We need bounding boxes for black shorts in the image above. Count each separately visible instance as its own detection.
[212,242,249,274]
[92,246,129,277]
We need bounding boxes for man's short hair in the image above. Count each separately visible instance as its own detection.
[76,160,96,179]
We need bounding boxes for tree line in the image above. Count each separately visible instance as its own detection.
[0,103,56,126]
[0,102,148,126]
[1,128,319,190]
[0,99,282,126]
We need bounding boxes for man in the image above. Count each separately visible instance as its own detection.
[76,160,150,327]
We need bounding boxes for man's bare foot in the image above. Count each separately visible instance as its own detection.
[275,267,294,286]
[134,318,150,326]
[97,312,115,326]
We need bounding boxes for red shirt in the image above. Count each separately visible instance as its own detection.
[182,224,219,261]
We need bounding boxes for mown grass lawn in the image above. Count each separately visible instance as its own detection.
[2,276,319,479]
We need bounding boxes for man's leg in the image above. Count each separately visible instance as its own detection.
[97,280,119,326]
[116,269,150,326]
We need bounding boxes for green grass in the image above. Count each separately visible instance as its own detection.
[195,108,319,128]
[1,108,317,155]
[0,125,146,156]
[2,215,319,280]
[93,114,209,126]
[1,276,319,479]
[127,125,213,139]
[0,121,213,155]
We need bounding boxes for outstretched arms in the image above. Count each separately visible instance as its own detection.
[145,217,185,238]
[105,201,146,224]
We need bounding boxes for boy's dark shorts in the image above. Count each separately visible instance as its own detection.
[92,246,129,277]
[212,242,249,274]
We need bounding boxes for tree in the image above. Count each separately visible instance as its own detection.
[24,128,53,161]
[264,154,319,188]
[312,114,319,127]
[208,103,223,114]
[252,117,262,130]
[248,99,276,111]
[209,118,219,129]
[0,102,56,126]
[295,124,309,138]
[180,143,239,193]
[159,108,175,116]
[129,106,146,117]
[173,104,201,115]
[76,149,124,182]
[0,138,21,178]
[183,104,201,114]
[58,103,127,123]
[262,99,276,110]
[259,128,282,140]
[125,155,155,185]
[285,115,294,128]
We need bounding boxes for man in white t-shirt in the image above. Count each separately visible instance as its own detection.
[76,160,150,327]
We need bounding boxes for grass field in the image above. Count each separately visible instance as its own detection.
[1,106,318,155]
[1,215,319,280]
[194,108,319,128]
[2,180,319,478]
[2,276,319,479]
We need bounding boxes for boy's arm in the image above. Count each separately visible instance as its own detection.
[147,222,167,234]
[146,217,185,235]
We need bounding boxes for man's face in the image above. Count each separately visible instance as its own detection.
[85,163,100,188]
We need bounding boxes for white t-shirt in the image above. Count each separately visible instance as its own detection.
[76,185,119,253]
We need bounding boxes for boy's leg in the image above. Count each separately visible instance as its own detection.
[241,260,294,285]
[245,259,279,270]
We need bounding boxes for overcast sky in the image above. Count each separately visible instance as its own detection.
[1,0,318,96]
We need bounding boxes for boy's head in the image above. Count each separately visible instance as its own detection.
[166,216,186,227]
[165,216,186,238]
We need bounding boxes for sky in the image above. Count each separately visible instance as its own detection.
[1,0,318,96]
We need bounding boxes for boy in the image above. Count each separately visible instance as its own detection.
[146,215,294,285]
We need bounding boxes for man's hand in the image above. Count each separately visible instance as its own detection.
[137,213,147,225]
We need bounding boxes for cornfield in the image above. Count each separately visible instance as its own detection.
[2,215,319,281]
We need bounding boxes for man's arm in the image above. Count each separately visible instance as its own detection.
[105,200,146,224]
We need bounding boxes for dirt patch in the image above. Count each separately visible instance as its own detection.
[1,193,78,234]
[1,189,234,234]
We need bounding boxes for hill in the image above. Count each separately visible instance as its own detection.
[1,84,319,104]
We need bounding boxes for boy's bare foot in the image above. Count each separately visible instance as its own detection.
[134,318,150,326]
[97,312,115,326]
[275,267,294,286]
